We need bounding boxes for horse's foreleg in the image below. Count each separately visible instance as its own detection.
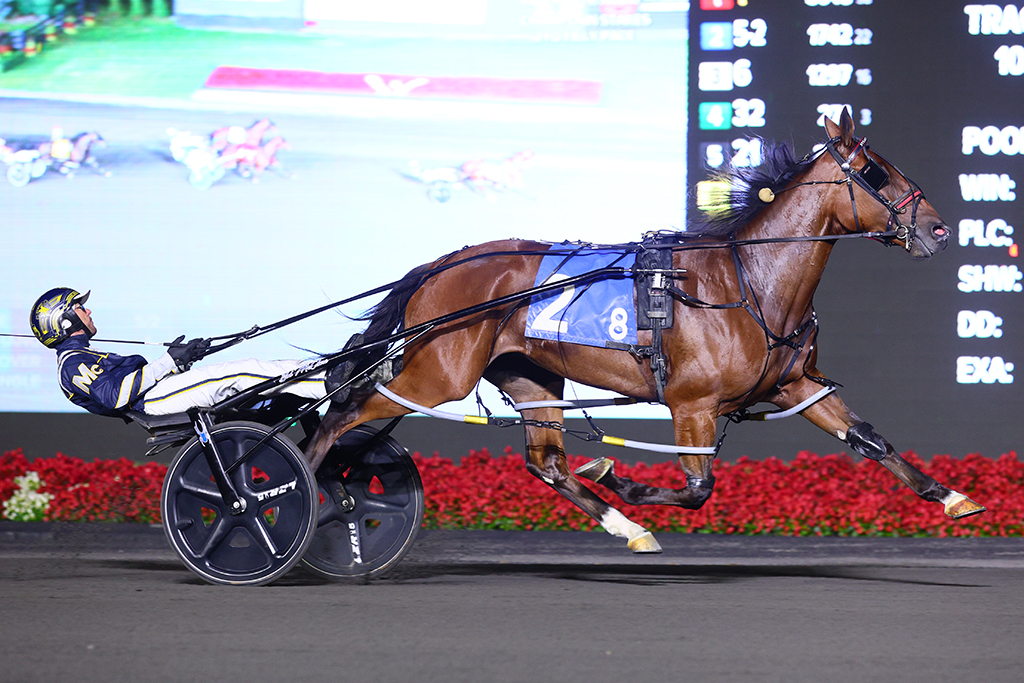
[789,385,986,519]
[575,411,718,509]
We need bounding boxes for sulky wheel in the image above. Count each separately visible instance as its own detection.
[188,168,215,190]
[7,162,31,187]
[427,182,452,203]
[301,425,424,581]
[161,421,318,586]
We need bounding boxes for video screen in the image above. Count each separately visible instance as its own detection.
[2,0,687,416]
[2,0,1020,457]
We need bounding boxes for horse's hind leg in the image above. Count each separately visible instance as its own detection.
[576,409,719,510]
[303,385,413,471]
[523,412,663,553]
[484,357,661,553]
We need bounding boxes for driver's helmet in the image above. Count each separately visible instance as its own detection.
[30,287,91,348]
[226,126,246,145]
[50,126,64,142]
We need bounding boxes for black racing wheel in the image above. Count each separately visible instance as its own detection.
[301,425,424,581]
[161,421,318,586]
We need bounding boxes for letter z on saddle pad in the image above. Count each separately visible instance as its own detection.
[525,249,638,348]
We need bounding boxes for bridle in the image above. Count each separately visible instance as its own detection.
[662,131,933,418]
[701,132,933,254]
[822,134,927,253]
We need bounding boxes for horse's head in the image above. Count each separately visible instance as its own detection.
[250,119,277,139]
[71,131,105,148]
[823,109,949,259]
[66,132,104,163]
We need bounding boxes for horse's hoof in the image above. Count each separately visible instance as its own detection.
[627,532,662,554]
[944,492,987,519]
[574,457,613,482]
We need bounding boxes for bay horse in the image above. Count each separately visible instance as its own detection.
[305,109,985,553]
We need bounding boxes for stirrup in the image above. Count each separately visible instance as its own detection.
[574,457,613,482]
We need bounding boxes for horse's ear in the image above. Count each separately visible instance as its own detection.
[823,108,856,148]
[838,107,855,146]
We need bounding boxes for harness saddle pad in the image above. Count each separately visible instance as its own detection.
[525,248,638,348]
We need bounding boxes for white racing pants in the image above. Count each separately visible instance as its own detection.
[141,359,325,416]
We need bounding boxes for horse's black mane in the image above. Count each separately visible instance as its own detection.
[687,139,814,239]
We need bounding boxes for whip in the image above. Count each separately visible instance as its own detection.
[0,333,170,346]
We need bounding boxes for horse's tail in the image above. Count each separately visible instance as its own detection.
[325,261,434,405]
[357,261,433,347]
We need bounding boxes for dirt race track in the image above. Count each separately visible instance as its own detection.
[1,524,1022,683]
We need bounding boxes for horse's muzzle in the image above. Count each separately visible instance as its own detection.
[928,223,951,252]
[908,222,950,258]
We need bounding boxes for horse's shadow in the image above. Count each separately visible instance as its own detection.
[368,562,988,588]
[5,554,978,590]
[115,560,986,589]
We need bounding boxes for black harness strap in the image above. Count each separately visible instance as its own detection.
[180,130,931,436]
[822,136,927,252]
[635,243,677,403]
[664,245,802,349]
[619,237,821,406]
[772,312,818,388]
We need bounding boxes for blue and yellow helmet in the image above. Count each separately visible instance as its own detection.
[30,287,90,348]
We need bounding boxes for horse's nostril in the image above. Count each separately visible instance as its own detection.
[933,225,949,239]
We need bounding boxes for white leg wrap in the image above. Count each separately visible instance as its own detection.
[600,506,664,553]
[940,490,960,506]
[599,507,647,541]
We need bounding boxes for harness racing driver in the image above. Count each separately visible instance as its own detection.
[30,288,326,416]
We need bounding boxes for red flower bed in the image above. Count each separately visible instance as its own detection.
[1,449,164,523]
[417,448,1024,537]
[2,447,1021,536]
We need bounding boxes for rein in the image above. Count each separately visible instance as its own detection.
[824,136,926,253]
[11,131,922,434]
[197,228,901,357]
[192,246,634,357]
[200,131,928,355]
[166,135,926,357]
